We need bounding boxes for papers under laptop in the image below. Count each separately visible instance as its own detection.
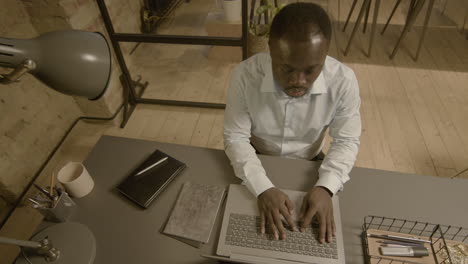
[202,184,345,264]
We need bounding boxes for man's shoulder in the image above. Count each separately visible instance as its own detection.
[233,53,270,81]
[323,56,356,82]
[322,56,356,93]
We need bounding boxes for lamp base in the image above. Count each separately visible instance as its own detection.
[16,222,95,264]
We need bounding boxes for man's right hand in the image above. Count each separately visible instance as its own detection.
[257,187,298,240]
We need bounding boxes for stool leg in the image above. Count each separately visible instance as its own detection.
[415,0,435,61]
[344,0,371,55]
[343,0,358,32]
[406,0,416,32]
[390,0,425,59]
[441,0,448,16]
[368,0,381,57]
[381,0,402,35]
[462,7,467,35]
[363,0,371,33]
[338,0,341,28]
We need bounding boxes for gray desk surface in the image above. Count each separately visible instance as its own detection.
[75,135,468,264]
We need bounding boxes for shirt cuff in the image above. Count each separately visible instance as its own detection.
[244,176,275,197]
[314,173,343,196]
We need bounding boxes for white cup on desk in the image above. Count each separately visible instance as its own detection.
[57,162,94,198]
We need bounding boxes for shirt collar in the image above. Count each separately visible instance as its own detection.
[260,61,327,97]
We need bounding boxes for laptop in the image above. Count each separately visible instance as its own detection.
[202,184,346,264]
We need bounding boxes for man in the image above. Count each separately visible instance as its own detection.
[223,3,361,244]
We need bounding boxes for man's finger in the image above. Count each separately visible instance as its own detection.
[279,206,297,232]
[266,212,278,240]
[299,197,307,221]
[284,197,295,215]
[332,217,337,237]
[260,211,266,234]
[272,209,287,240]
[326,212,333,243]
[300,206,317,232]
[319,214,327,244]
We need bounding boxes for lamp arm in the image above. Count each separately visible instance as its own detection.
[0,235,41,248]
[0,59,36,84]
[0,235,60,261]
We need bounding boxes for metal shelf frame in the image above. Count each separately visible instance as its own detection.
[96,0,248,127]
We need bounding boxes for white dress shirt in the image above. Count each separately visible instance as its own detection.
[224,53,361,197]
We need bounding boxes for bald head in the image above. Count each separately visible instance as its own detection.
[269,3,332,42]
[268,3,331,98]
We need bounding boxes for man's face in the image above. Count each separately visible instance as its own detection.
[269,33,329,98]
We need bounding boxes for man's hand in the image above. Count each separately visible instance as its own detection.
[299,186,336,243]
[257,187,298,240]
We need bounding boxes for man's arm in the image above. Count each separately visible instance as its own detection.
[223,66,275,196]
[300,71,361,243]
[316,71,361,194]
[224,65,296,239]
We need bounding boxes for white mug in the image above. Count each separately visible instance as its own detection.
[57,162,94,198]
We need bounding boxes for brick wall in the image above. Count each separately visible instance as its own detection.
[0,0,83,220]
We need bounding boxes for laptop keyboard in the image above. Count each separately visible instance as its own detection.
[225,213,338,259]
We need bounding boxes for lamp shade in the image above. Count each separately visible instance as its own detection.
[0,30,111,100]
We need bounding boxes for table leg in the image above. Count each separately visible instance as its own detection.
[367,0,380,57]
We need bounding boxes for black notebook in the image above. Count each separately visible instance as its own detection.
[116,150,186,208]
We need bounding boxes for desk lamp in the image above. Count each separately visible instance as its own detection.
[0,30,111,99]
[0,30,111,264]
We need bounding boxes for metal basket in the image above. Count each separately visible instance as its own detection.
[362,215,468,264]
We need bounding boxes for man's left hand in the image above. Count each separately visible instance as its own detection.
[299,186,336,243]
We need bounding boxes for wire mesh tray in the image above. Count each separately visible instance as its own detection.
[362,215,468,264]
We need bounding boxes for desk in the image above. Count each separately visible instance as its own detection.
[73,135,468,264]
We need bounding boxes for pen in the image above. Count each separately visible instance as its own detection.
[377,240,426,247]
[135,157,168,176]
[33,184,54,200]
[49,172,56,198]
[368,233,431,244]
[28,198,51,208]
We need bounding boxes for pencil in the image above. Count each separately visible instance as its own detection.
[49,172,56,197]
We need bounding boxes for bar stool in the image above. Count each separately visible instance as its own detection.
[381,0,436,60]
[342,0,381,57]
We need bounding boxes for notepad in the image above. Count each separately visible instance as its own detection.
[163,182,226,247]
[116,150,186,208]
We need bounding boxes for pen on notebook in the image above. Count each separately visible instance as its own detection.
[135,157,168,176]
